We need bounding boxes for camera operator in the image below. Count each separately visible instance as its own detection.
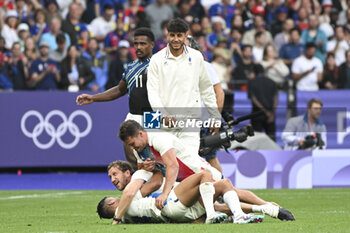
[282,98,327,150]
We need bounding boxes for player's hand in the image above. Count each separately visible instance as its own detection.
[155,193,168,210]
[143,158,155,172]
[76,94,94,105]
[209,120,221,135]
[298,139,305,147]
[112,220,121,225]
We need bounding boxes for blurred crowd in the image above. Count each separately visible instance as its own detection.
[0,0,350,92]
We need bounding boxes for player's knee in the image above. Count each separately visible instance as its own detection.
[222,178,232,186]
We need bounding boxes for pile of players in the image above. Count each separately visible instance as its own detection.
[76,18,295,225]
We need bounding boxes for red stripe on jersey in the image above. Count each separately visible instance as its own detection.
[149,146,195,181]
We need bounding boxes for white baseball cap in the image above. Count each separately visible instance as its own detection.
[17,23,29,32]
[119,40,130,48]
[6,10,18,19]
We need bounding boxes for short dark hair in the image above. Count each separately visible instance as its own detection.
[97,197,114,219]
[307,98,323,109]
[254,31,264,39]
[56,33,66,44]
[134,27,155,42]
[167,18,189,33]
[242,44,252,51]
[290,27,300,35]
[107,160,134,174]
[305,42,316,49]
[118,120,143,141]
[103,4,114,11]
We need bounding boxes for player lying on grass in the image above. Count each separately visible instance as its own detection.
[118,120,284,211]
[97,161,295,224]
[118,121,295,219]
[98,169,265,224]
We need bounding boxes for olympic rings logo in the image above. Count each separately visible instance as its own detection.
[21,110,92,150]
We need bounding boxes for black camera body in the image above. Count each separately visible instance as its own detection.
[198,111,263,157]
[298,133,325,150]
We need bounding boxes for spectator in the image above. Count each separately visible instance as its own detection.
[189,0,205,21]
[266,0,283,25]
[104,19,128,56]
[82,38,108,92]
[40,17,71,52]
[206,16,226,50]
[134,10,150,28]
[261,44,290,89]
[252,31,266,62]
[1,10,19,50]
[59,45,95,90]
[338,50,350,89]
[89,4,116,42]
[301,14,327,64]
[279,27,304,70]
[24,37,39,68]
[200,16,211,36]
[61,3,86,46]
[327,25,349,66]
[57,0,87,19]
[209,0,235,28]
[270,6,289,37]
[94,0,125,17]
[242,15,274,46]
[30,9,50,44]
[29,41,60,90]
[49,34,68,62]
[274,18,294,52]
[189,18,202,35]
[240,0,258,30]
[15,0,30,24]
[231,44,263,91]
[231,14,244,33]
[282,98,327,150]
[320,53,339,89]
[105,40,133,90]
[145,0,174,40]
[291,42,323,91]
[45,0,62,24]
[228,27,243,65]
[175,0,193,23]
[248,65,278,141]
[77,26,90,52]
[212,47,231,90]
[295,7,309,31]
[17,23,30,53]
[123,0,145,31]
[319,0,333,24]
[0,42,29,90]
[153,20,169,53]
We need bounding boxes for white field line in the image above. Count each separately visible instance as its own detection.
[0,191,83,200]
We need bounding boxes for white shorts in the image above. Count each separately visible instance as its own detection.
[162,189,205,222]
[125,113,143,126]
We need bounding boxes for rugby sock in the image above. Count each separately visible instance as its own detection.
[252,205,262,212]
[199,182,216,218]
[223,190,244,217]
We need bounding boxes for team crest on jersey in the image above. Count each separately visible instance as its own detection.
[143,111,161,129]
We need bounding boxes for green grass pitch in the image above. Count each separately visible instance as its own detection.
[1,188,349,233]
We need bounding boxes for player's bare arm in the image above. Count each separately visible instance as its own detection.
[76,80,128,105]
[155,149,179,210]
